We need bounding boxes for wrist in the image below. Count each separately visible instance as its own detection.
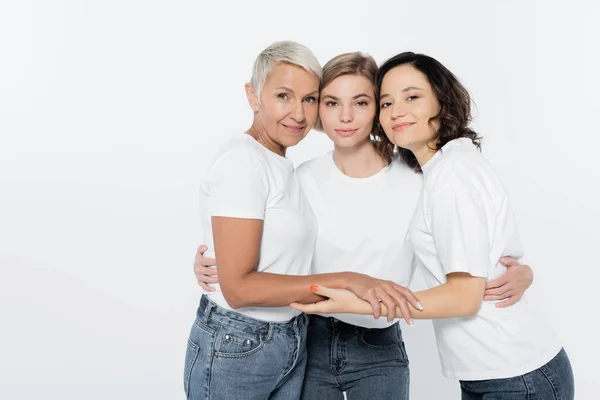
[343,272,368,290]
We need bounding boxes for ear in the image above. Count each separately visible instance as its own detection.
[245,83,260,112]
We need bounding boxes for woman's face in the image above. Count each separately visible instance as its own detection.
[249,63,320,149]
[378,64,441,152]
[319,75,376,148]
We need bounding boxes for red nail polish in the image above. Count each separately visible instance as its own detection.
[310,284,318,292]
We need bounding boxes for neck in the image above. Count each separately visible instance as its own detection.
[247,122,286,157]
[412,139,438,168]
[332,138,387,178]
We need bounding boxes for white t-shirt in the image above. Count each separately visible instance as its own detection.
[296,152,422,329]
[409,137,562,380]
[199,134,318,322]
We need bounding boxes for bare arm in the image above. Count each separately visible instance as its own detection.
[291,272,486,321]
[212,216,420,321]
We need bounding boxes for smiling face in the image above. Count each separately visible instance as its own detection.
[318,74,376,148]
[378,64,441,153]
[246,62,320,151]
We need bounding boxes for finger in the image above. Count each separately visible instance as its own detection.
[198,281,216,292]
[366,295,382,319]
[197,245,208,254]
[310,284,337,298]
[484,286,511,298]
[393,284,423,311]
[385,288,413,321]
[195,257,216,267]
[199,274,219,284]
[376,292,397,322]
[195,266,219,276]
[289,301,325,314]
[484,290,514,302]
[499,256,520,268]
[486,277,509,290]
[396,298,413,326]
[495,295,521,308]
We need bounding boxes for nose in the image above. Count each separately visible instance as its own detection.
[340,104,353,123]
[390,102,407,120]
[290,99,306,122]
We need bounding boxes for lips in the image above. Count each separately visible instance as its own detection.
[334,128,358,137]
[282,124,306,135]
[392,122,415,132]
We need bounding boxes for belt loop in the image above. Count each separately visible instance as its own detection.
[265,323,274,343]
[203,298,215,324]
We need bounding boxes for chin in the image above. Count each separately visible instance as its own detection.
[281,134,306,148]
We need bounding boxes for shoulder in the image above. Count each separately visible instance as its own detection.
[209,135,268,172]
[296,152,332,180]
[388,156,423,181]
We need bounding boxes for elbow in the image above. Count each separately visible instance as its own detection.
[462,298,483,317]
[221,286,248,309]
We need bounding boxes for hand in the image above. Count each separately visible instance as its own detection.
[346,273,422,324]
[193,245,219,292]
[484,257,533,308]
[290,285,366,315]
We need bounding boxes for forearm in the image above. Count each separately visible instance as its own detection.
[342,281,484,320]
[223,271,358,309]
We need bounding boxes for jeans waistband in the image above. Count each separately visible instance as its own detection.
[309,314,400,333]
[198,295,306,335]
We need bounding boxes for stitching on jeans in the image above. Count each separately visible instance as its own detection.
[184,340,200,399]
[206,326,218,400]
[521,374,532,400]
[539,365,560,399]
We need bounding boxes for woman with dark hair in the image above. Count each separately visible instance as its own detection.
[292,52,575,399]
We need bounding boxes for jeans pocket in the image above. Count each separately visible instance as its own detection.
[360,325,400,350]
[184,317,217,397]
[214,326,266,359]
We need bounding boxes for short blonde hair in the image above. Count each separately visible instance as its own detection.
[250,41,322,102]
[313,52,378,132]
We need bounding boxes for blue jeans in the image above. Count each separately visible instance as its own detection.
[301,315,410,400]
[460,348,574,399]
[184,295,308,399]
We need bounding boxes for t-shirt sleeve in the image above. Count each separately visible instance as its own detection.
[205,146,269,219]
[428,170,490,278]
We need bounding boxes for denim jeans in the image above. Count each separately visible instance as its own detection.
[460,348,574,399]
[301,315,410,400]
[184,295,308,400]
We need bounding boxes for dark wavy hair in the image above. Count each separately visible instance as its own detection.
[375,52,481,170]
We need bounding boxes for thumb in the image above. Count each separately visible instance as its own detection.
[310,284,335,299]
[197,245,208,254]
[500,256,520,268]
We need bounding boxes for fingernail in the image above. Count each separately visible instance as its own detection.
[416,302,424,310]
[409,319,414,326]
[309,284,318,292]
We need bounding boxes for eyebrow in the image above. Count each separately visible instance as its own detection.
[380,86,424,101]
[275,86,319,97]
[322,93,373,101]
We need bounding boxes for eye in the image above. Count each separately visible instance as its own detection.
[277,93,290,100]
[325,101,338,107]
[356,101,369,107]
[304,96,317,103]
[380,102,392,109]
[407,95,419,101]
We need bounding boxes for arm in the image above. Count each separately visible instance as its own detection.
[212,216,357,309]
[291,272,485,320]
[194,237,421,321]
